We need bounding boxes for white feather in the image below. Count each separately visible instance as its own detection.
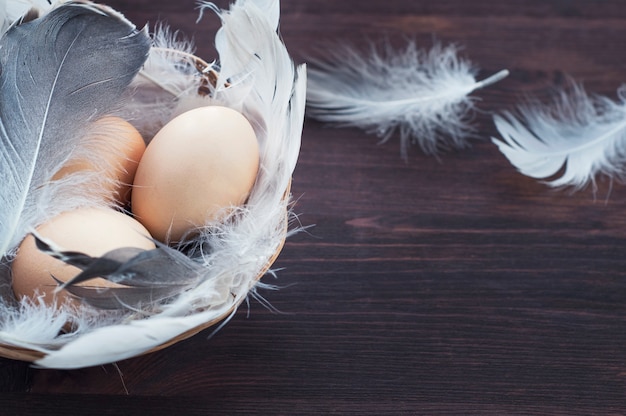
[34,310,221,368]
[2,0,54,27]
[492,80,626,190]
[127,23,217,139]
[306,41,508,157]
[0,294,127,348]
[0,297,74,349]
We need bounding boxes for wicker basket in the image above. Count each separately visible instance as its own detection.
[0,0,305,369]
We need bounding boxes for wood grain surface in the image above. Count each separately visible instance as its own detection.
[2,0,626,414]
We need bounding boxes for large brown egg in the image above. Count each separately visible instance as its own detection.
[131,106,259,242]
[11,208,156,309]
[52,116,146,205]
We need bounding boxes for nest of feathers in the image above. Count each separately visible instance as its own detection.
[0,0,305,369]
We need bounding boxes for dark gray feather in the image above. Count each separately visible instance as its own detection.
[53,283,194,310]
[33,233,203,310]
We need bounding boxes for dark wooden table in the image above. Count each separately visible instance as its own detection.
[2,0,626,414]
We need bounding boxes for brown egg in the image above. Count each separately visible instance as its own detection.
[52,116,146,204]
[132,106,259,242]
[11,208,156,309]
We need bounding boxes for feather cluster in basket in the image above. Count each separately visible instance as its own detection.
[0,0,306,368]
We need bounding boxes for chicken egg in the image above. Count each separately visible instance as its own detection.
[11,208,156,309]
[131,106,259,242]
[52,116,146,205]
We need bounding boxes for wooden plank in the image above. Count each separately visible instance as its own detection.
[2,0,626,413]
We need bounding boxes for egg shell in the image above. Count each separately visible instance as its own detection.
[131,106,260,242]
[11,208,156,309]
[52,116,146,205]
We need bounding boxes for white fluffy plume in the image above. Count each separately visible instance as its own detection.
[306,41,508,157]
[492,80,626,191]
[0,0,54,31]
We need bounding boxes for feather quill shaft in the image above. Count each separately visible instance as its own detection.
[306,41,508,156]
[492,80,626,190]
[0,2,150,257]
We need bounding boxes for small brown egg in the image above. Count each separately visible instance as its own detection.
[131,106,259,242]
[11,208,156,309]
[52,116,146,204]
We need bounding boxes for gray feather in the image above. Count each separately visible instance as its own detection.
[33,233,203,309]
[0,1,150,257]
[52,284,193,310]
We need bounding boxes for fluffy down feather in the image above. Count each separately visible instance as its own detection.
[306,41,508,157]
[0,0,54,32]
[493,80,626,191]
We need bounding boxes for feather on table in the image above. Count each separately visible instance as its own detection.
[493,80,626,191]
[306,41,508,157]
